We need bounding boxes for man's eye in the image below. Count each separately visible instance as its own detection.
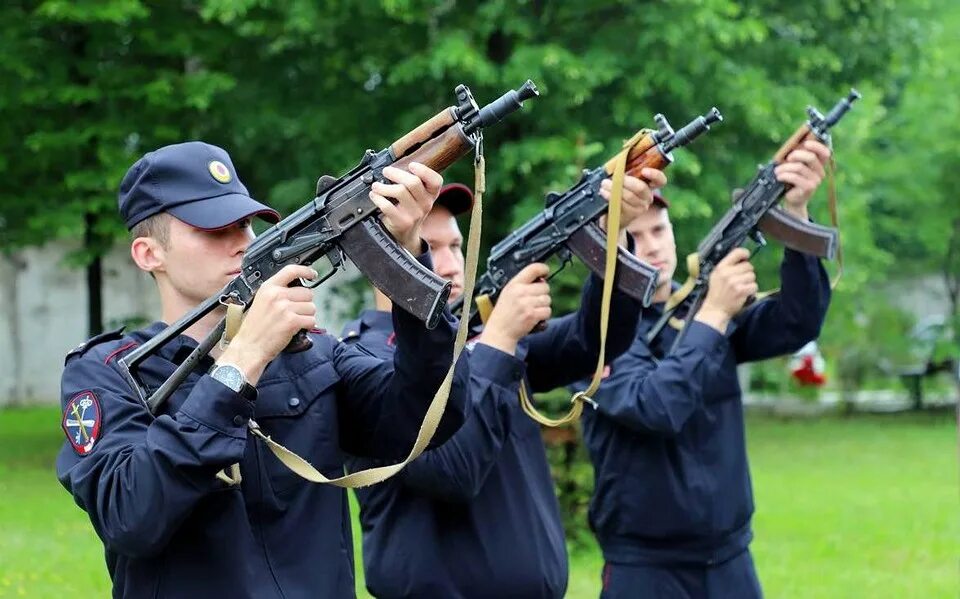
[238,219,252,229]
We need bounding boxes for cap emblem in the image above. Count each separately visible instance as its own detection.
[208,160,232,184]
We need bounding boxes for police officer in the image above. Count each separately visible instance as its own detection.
[569,140,834,598]
[55,141,467,599]
[342,170,667,598]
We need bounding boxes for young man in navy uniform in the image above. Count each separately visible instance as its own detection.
[342,169,667,598]
[56,141,466,598]
[570,140,834,598]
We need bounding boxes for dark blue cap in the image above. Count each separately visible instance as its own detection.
[118,141,280,230]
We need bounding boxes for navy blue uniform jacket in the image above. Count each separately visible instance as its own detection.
[571,249,830,566]
[56,256,466,599]
[342,274,641,598]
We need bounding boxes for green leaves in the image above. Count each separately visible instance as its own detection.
[0,0,954,360]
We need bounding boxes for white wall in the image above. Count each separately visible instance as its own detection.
[0,242,363,406]
[885,274,954,323]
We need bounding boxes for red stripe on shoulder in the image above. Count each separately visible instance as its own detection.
[309,328,327,335]
[104,342,138,365]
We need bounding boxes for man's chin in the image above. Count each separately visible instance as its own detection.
[447,286,463,303]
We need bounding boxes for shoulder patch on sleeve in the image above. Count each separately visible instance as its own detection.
[62,391,103,456]
[65,326,126,363]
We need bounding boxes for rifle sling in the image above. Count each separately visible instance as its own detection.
[826,156,844,289]
[516,131,648,427]
[219,157,486,489]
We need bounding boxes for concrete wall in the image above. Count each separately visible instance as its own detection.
[885,274,954,324]
[0,242,363,406]
[3,242,952,406]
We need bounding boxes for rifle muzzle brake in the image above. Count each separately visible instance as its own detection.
[464,80,539,135]
[661,107,723,153]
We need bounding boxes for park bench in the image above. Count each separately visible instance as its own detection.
[884,316,958,409]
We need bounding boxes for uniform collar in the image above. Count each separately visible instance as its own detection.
[359,309,394,333]
[641,280,682,323]
[135,321,214,368]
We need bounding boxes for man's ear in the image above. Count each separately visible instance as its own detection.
[131,237,165,274]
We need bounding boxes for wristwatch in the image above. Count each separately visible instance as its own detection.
[209,363,258,402]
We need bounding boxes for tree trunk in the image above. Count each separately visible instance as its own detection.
[85,212,103,337]
[945,218,959,402]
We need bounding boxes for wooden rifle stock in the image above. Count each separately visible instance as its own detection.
[391,125,474,174]
[390,108,458,157]
[602,134,658,175]
[773,123,814,163]
[623,144,674,178]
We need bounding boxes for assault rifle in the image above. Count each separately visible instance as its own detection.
[450,108,723,331]
[119,81,539,413]
[646,89,861,352]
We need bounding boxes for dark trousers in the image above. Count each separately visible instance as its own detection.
[599,550,762,599]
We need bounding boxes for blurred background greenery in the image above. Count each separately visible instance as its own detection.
[2,0,958,374]
[0,0,957,597]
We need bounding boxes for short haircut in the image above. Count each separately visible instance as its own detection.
[130,212,172,249]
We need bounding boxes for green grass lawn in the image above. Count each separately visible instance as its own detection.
[1,406,956,598]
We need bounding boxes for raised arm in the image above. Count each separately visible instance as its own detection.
[525,272,641,392]
[730,248,830,362]
[397,345,521,501]
[590,321,730,436]
[730,139,833,361]
[333,249,467,459]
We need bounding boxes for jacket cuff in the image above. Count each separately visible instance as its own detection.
[177,376,255,438]
[469,343,526,387]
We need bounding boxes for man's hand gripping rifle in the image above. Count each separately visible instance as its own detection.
[646,89,861,353]
[450,108,722,333]
[119,81,539,414]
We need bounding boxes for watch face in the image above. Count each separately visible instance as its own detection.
[213,365,244,393]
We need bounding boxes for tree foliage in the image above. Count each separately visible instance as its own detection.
[0,0,954,355]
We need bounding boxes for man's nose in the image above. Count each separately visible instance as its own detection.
[432,248,459,277]
[231,225,254,254]
[633,235,655,257]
